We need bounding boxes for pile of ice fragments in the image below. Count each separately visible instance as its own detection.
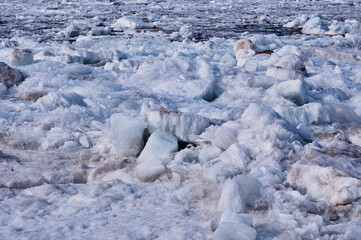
[1,9,361,240]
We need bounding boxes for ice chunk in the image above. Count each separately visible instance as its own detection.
[212,126,238,151]
[276,45,306,60]
[213,222,256,240]
[34,51,84,64]
[275,80,307,105]
[302,17,328,35]
[10,48,33,66]
[214,210,256,240]
[295,124,315,143]
[179,25,193,38]
[324,103,360,124]
[241,103,278,126]
[220,53,237,66]
[147,109,211,142]
[110,113,148,157]
[64,24,80,38]
[137,130,178,164]
[0,62,24,88]
[134,159,166,182]
[274,102,330,125]
[111,16,153,30]
[198,147,222,163]
[233,39,254,56]
[220,143,250,171]
[135,130,177,181]
[88,26,112,36]
[283,15,309,28]
[273,54,305,70]
[266,54,305,81]
[247,75,279,89]
[235,175,262,207]
[249,157,284,187]
[218,179,246,213]
[79,134,90,149]
[219,209,253,226]
[62,46,100,64]
[0,83,6,95]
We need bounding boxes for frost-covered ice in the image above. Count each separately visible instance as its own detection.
[1,0,361,239]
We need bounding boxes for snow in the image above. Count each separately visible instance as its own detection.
[1,0,361,239]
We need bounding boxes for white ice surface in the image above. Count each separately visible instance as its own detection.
[1,1,361,239]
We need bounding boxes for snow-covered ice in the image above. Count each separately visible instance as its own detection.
[1,0,361,239]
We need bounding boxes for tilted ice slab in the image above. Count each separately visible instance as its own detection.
[145,107,212,142]
[33,91,87,111]
[135,130,178,182]
[110,113,148,157]
[274,102,330,126]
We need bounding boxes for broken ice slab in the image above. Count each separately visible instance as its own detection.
[136,130,178,164]
[110,113,147,157]
[146,108,211,142]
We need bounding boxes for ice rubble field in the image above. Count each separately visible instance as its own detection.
[1,0,361,239]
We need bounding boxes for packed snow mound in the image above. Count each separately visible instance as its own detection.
[123,56,218,100]
[111,16,153,30]
[237,103,307,159]
[110,113,148,157]
[288,148,361,206]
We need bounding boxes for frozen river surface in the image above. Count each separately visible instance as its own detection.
[1,0,361,239]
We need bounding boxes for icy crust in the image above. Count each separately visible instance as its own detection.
[1,14,361,240]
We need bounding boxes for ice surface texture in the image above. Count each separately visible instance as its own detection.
[1,0,361,240]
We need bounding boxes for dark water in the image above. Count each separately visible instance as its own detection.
[0,0,360,42]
